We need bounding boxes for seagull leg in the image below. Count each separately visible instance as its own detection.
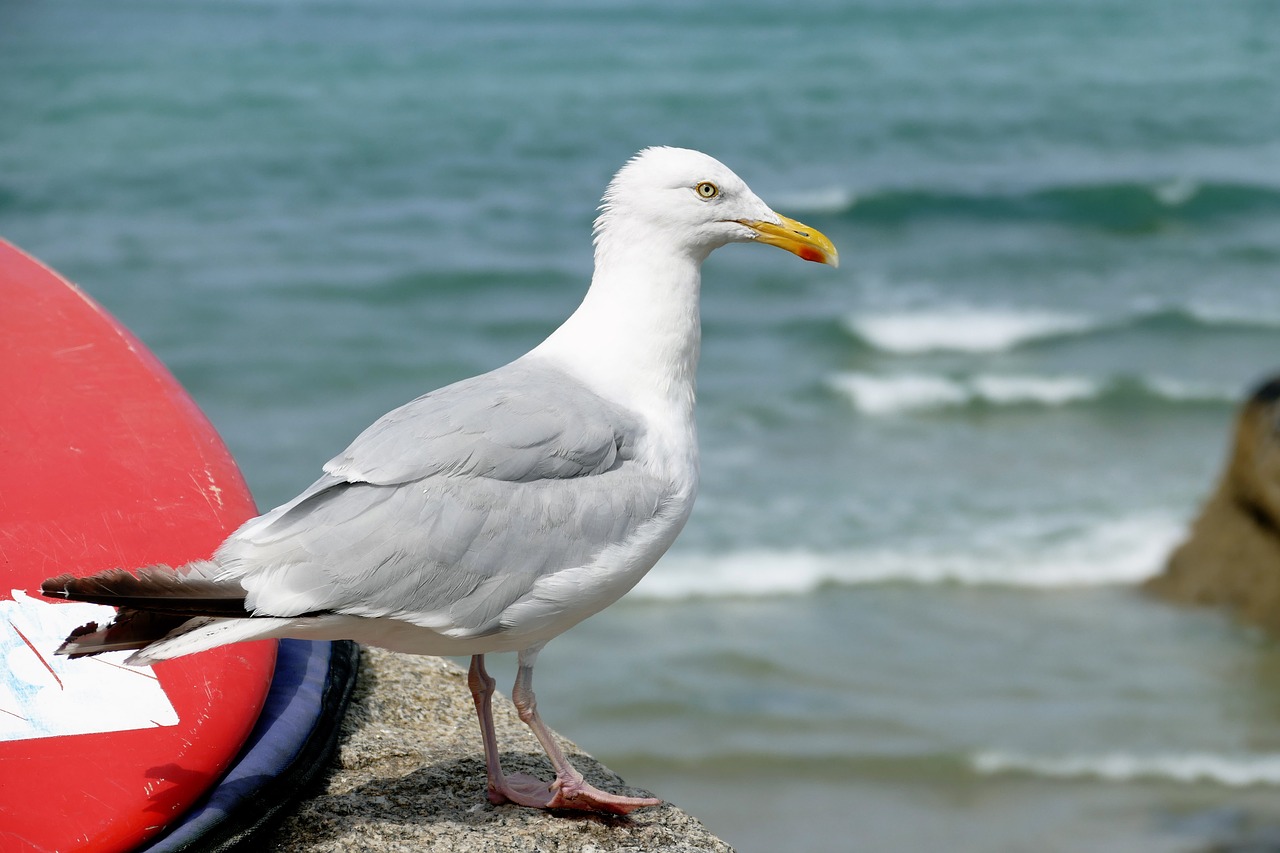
[467,650,659,814]
[505,648,662,815]
[466,654,512,806]
[466,651,573,809]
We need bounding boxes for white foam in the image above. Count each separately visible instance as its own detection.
[1144,376,1242,404]
[973,750,1280,787]
[632,514,1185,600]
[1152,177,1200,207]
[828,371,1241,415]
[969,375,1099,406]
[827,372,1102,415]
[844,308,1093,354]
[1182,301,1280,329]
[827,372,974,415]
[771,186,857,215]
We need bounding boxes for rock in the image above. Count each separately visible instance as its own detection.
[270,647,734,853]
[1145,376,1280,630]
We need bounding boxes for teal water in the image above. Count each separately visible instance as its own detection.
[4,1,1280,849]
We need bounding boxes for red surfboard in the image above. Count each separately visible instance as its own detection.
[0,239,276,853]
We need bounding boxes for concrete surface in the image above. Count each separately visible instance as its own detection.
[271,647,734,853]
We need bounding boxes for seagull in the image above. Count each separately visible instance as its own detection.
[42,146,838,815]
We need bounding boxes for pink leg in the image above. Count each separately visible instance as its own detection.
[464,651,660,815]
[466,654,510,806]
[506,650,661,815]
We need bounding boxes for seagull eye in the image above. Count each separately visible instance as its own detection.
[695,181,719,199]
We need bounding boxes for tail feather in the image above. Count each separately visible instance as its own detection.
[125,617,299,665]
[57,611,214,658]
[42,563,250,616]
[41,562,252,659]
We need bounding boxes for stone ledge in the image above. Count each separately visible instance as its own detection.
[271,647,733,853]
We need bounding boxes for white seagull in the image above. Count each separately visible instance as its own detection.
[43,146,838,815]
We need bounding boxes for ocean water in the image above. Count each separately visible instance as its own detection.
[4,1,1280,850]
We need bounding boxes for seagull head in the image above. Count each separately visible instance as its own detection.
[594,147,839,268]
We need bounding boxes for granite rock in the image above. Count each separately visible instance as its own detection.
[270,647,733,853]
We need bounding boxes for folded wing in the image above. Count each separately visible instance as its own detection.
[217,358,670,638]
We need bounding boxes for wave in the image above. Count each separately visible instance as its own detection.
[844,308,1094,355]
[826,371,1238,416]
[632,513,1183,600]
[781,179,1280,231]
[771,186,860,216]
[612,748,1280,788]
[842,305,1280,355]
[973,750,1280,788]
[610,749,977,783]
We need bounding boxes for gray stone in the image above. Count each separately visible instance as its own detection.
[271,647,734,852]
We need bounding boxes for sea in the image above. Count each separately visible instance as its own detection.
[3,1,1280,850]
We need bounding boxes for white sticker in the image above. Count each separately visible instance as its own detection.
[0,590,179,742]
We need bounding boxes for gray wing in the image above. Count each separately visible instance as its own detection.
[215,359,670,636]
[323,360,629,484]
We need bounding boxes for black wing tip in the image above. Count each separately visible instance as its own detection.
[55,617,98,655]
[36,565,249,616]
[42,568,144,600]
[40,573,77,599]
[52,610,199,659]
[51,620,108,657]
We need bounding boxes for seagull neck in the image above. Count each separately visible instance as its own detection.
[532,244,703,420]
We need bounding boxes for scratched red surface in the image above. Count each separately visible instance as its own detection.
[0,239,276,853]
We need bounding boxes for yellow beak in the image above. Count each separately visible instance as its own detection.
[739,213,839,268]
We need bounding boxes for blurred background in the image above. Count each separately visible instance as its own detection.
[3,0,1280,850]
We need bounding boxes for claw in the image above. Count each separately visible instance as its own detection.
[468,653,661,816]
[490,771,660,815]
